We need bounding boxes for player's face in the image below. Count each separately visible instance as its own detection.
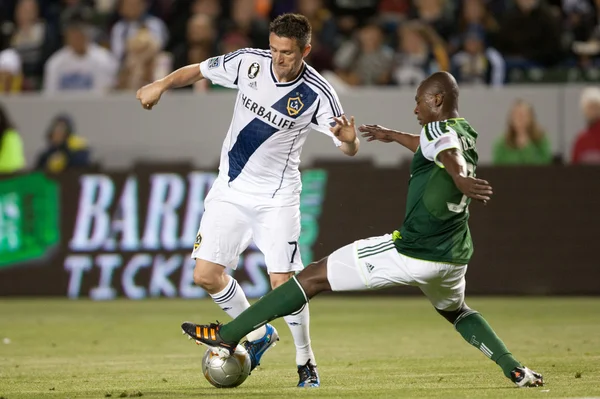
[269,33,311,81]
[414,85,439,126]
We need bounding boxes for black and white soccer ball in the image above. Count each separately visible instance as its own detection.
[201,345,251,388]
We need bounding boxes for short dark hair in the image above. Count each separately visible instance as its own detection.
[62,11,90,33]
[269,13,312,49]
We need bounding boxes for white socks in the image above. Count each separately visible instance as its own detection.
[210,276,266,340]
[284,303,316,366]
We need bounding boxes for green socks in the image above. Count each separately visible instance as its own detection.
[454,312,521,378]
[220,277,308,343]
[218,280,522,380]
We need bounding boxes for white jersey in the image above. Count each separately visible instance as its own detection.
[199,48,343,198]
[43,44,117,94]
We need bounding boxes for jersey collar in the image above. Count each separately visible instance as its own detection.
[270,61,306,87]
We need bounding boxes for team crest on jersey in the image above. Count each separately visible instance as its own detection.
[208,57,220,69]
[286,96,304,116]
[193,233,202,251]
[248,62,260,79]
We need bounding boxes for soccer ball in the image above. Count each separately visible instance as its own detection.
[201,345,251,388]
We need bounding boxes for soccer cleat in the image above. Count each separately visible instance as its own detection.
[511,366,544,388]
[181,321,237,356]
[297,359,320,388]
[242,324,279,371]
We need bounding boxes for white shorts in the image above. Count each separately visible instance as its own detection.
[326,234,467,311]
[191,180,303,273]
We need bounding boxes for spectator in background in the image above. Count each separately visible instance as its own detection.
[329,0,379,25]
[494,0,563,67]
[493,99,552,165]
[35,113,91,173]
[378,0,411,22]
[451,25,505,86]
[333,21,394,86]
[410,0,454,40]
[116,26,171,90]
[172,13,217,92]
[449,0,499,54]
[10,0,60,90]
[297,0,338,52]
[227,0,269,49]
[572,87,600,164]
[562,0,596,43]
[570,0,600,67]
[220,30,250,55]
[181,30,254,92]
[392,21,448,87]
[0,31,23,93]
[94,0,120,35]
[589,0,600,40]
[110,0,168,63]
[328,0,379,51]
[167,0,223,54]
[172,13,216,71]
[43,16,117,94]
[0,103,25,174]
[304,35,334,73]
[1,18,22,93]
[53,0,105,44]
[292,0,338,73]
[49,0,96,31]
[191,0,223,27]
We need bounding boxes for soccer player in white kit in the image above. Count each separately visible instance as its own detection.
[136,13,359,387]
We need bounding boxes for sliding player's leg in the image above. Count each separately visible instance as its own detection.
[181,257,327,353]
[180,234,411,351]
[419,264,544,387]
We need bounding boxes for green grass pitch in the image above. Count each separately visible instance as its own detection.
[0,297,599,398]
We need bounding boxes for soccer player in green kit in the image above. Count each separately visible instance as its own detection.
[181,72,545,388]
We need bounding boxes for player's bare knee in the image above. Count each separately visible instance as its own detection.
[296,257,331,298]
[269,272,294,289]
[193,259,228,292]
[435,302,475,325]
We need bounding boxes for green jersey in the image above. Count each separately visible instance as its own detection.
[393,118,479,265]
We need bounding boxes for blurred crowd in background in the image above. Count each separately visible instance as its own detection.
[2,0,600,94]
[1,0,600,175]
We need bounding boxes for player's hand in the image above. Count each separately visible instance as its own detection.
[453,175,493,204]
[330,115,357,143]
[358,124,394,143]
[136,80,165,110]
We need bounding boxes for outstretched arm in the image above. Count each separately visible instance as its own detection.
[437,148,493,203]
[358,124,419,153]
[136,64,204,110]
[160,64,204,90]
